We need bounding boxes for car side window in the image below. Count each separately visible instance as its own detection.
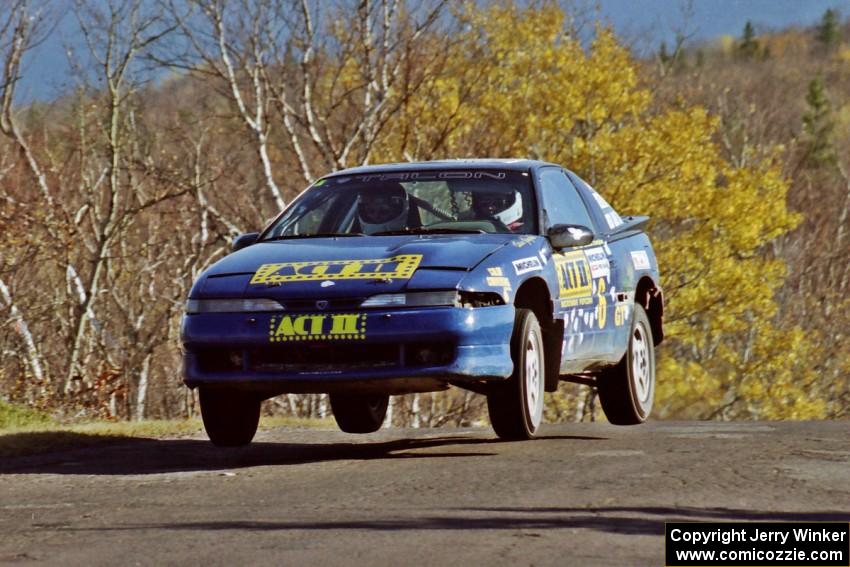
[538,168,595,230]
[569,173,624,232]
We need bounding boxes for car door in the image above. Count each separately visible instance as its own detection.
[566,171,633,362]
[537,167,612,369]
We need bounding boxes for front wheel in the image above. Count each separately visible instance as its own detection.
[199,387,261,447]
[329,394,389,433]
[487,308,545,440]
[597,304,655,425]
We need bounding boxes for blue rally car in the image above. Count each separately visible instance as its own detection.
[182,160,664,445]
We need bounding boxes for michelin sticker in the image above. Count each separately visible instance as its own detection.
[251,254,422,285]
[512,256,542,275]
[583,247,610,280]
[630,250,651,270]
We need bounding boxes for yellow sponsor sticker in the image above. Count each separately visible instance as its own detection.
[486,276,511,288]
[554,250,593,303]
[487,267,503,277]
[268,313,367,342]
[559,297,594,308]
[251,254,422,285]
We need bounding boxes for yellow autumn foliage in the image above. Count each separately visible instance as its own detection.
[374,3,824,419]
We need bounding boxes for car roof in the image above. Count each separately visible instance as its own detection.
[326,159,559,177]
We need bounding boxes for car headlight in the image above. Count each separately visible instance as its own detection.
[360,291,459,308]
[185,298,285,313]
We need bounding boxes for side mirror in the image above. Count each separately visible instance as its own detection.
[232,232,260,252]
[547,224,594,249]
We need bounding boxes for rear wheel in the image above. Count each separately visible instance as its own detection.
[597,304,655,425]
[487,308,545,440]
[329,394,389,433]
[199,387,261,447]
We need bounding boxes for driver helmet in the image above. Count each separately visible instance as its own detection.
[358,183,409,234]
[472,190,523,227]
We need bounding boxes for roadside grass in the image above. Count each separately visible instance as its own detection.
[0,400,334,458]
[0,399,54,429]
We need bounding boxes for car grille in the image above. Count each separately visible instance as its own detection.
[194,342,454,374]
[277,298,366,312]
[248,343,397,372]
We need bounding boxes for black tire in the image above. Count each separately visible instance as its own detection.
[597,304,656,425]
[487,308,545,440]
[199,387,261,447]
[329,394,389,434]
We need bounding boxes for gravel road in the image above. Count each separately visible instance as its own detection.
[1,421,848,566]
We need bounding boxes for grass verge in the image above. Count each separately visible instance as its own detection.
[0,401,334,459]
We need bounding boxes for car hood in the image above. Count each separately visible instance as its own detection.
[197,234,514,300]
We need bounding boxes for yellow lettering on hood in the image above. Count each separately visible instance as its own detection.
[251,254,422,285]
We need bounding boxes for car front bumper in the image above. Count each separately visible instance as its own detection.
[181,305,515,395]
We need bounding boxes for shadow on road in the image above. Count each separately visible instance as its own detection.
[0,432,606,476]
[463,506,850,525]
[49,507,850,538]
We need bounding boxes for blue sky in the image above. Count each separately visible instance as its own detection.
[17,0,849,103]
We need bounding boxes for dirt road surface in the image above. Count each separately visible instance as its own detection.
[1,421,848,566]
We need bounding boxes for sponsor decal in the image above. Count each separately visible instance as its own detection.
[554,250,593,304]
[487,267,503,276]
[251,254,422,285]
[560,297,594,307]
[631,250,651,270]
[584,247,610,280]
[268,313,367,342]
[591,191,610,209]
[352,171,506,182]
[605,211,623,230]
[485,275,512,300]
[615,304,629,327]
[512,235,537,248]
[513,256,542,275]
[486,276,511,288]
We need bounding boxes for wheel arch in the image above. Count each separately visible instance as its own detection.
[514,276,562,392]
[635,276,664,345]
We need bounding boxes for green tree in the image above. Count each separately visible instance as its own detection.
[738,21,759,58]
[802,76,836,166]
[816,8,841,51]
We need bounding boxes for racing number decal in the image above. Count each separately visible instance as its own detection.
[251,254,422,285]
[554,251,593,306]
[269,313,367,342]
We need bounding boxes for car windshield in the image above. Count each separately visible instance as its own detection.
[262,170,536,239]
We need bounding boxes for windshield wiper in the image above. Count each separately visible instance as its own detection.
[373,227,485,236]
[262,232,366,242]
